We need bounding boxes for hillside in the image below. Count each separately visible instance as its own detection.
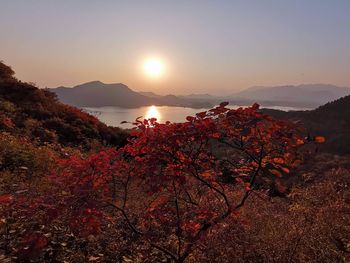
[262,94,350,155]
[233,84,350,108]
[0,62,128,149]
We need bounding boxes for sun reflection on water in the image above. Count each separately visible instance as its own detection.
[145,105,161,121]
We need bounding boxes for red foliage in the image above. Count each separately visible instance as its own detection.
[14,103,305,262]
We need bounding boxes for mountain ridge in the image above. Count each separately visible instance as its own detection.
[52,81,215,108]
[52,82,350,109]
[232,84,350,107]
[53,81,161,108]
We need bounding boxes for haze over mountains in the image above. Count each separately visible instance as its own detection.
[234,84,350,107]
[52,82,350,109]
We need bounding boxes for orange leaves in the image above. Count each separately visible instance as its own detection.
[296,138,305,145]
[269,169,282,177]
[212,132,221,139]
[270,166,290,177]
[273,157,285,164]
[201,171,212,178]
[281,167,290,174]
[269,156,291,176]
[314,136,326,143]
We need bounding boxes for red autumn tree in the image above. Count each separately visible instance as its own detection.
[44,103,305,262]
[0,103,305,261]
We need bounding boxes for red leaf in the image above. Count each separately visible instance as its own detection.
[314,136,326,143]
[196,111,207,118]
[186,116,195,122]
[273,158,285,164]
[212,132,220,139]
[296,139,304,145]
[251,103,260,110]
[269,169,282,177]
[0,194,13,203]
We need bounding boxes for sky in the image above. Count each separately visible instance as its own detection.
[1,0,350,95]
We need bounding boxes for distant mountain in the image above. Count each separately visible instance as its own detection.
[139,91,191,106]
[53,81,160,108]
[138,91,161,98]
[52,82,350,110]
[139,91,217,107]
[52,82,215,108]
[180,93,214,100]
[232,84,350,108]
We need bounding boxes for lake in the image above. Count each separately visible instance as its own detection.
[84,105,311,128]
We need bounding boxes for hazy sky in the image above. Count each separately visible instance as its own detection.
[1,0,350,95]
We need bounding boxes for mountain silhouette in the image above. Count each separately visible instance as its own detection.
[53,81,161,108]
[52,81,350,110]
[52,82,214,108]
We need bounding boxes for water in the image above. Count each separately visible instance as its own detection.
[84,105,311,128]
[84,106,209,128]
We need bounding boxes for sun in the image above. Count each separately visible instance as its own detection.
[143,58,164,78]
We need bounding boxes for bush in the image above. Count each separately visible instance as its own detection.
[11,103,305,262]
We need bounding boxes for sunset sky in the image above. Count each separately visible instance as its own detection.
[1,0,350,95]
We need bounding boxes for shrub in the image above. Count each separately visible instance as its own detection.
[23,103,304,262]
